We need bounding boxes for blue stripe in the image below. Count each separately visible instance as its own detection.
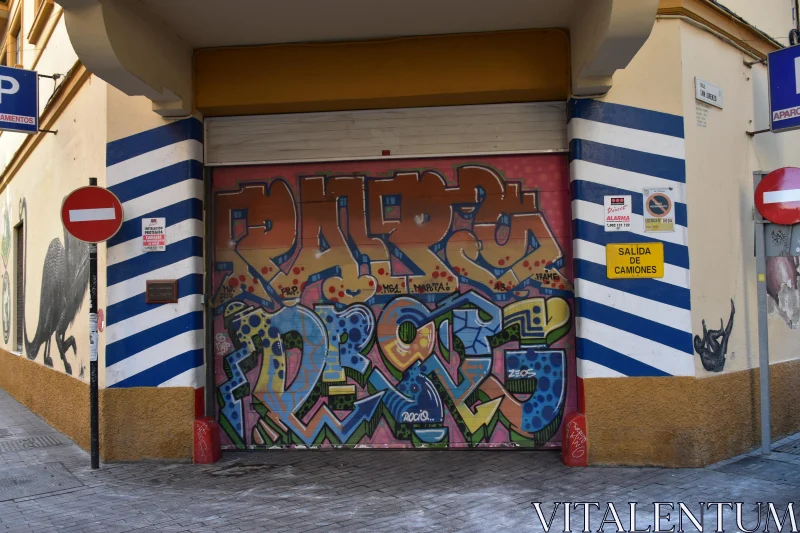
[108,198,203,248]
[574,259,691,310]
[108,237,203,286]
[576,298,693,354]
[577,338,670,377]
[107,118,203,166]
[573,220,689,269]
[107,273,203,326]
[108,160,203,203]
[568,99,685,139]
[571,180,688,228]
[110,349,204,388]
[107,311,203,367]
[570,139,686,183]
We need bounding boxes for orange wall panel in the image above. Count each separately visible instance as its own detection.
[195,29,570,116]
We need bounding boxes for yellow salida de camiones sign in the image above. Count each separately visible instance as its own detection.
[606,242,664,279]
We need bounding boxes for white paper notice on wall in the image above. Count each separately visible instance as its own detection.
[604,195,632,232]
[695,77,723,109]
[142,217,166,252]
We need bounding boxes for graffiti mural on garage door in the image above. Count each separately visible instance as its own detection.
[212,155,576,449]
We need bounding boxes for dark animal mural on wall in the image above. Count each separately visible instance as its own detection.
[20,199,89,374]
[694,299,735,373]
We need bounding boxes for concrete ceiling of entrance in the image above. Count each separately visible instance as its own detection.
[119,0,583,48]
[57,0,659,117]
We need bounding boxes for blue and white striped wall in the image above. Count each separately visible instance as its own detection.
[104,118,205,389]
[568,100,694,379]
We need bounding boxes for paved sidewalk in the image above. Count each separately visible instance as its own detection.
[0,388,798,533]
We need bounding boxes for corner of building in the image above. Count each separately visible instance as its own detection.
[102,92,205,460]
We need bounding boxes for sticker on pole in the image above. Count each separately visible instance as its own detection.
[61,186,124,243]
[89,312,98,362]
[606,242,665,279]
[754,167,800,225]
[604,195,632,232]
[643,188,675,233]
[142,217,166,252]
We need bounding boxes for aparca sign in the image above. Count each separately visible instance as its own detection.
[0,65,38,134]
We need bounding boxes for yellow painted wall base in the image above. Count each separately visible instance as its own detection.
[195,29,569,117]
[3,346,797,465]
[0,349,194,461]
[0,348,91,449]
[584,358,800,467]
[101,387,195,461]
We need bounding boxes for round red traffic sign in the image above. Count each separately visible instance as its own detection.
[61,186,124,243]
[755,167,800,225]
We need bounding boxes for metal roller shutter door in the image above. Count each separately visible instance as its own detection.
[209,102,577,450]
[205,102,567,165]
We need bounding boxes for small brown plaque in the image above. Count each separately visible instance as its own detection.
[145,279,178,304]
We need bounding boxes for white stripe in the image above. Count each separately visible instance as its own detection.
[107,256,202,305]
[572,199,688,246]
[105,330,204,387]
[576,359,625,379]
[121,180,203,221]
[763,189,800,204]
[576,317,695,376]
[569,159,687,204]
[159,365,204,388]
[574,277,692,332]
[107,140,203,186]
[106,295,202,343]
[107,219,203,266]
[568,118,686,159]
[573,239,690,289]
[69,208,116,222]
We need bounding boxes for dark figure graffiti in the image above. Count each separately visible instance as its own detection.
[20,199,89,374]
[693,299,735,373]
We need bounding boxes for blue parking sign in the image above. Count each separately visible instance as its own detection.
[0,65,38,134]
[769,45,800,133]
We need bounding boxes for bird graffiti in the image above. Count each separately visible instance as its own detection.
[20,198,89,374]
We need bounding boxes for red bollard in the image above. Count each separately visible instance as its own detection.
[193,417,222,464]
[561,412,588,467]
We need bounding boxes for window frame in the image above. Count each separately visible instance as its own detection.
[4,1,22,68]
[27,0,53,45]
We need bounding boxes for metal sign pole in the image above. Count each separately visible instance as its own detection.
[754,172,771,455]
[88,177,100,469]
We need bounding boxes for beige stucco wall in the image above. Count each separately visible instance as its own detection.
[0,8,107,384]
[680,20,800,377]
[107,86,180,144]
[715,0,796,43]
[602,19,684,116]
[0,75,107,379]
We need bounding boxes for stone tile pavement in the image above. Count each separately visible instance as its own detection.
[0,388,797,532]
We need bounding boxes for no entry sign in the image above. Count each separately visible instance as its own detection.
[755,167,800,225]
[61,186,124,243]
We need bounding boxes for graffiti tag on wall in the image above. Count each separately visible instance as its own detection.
[694,300,735,373]
[213,157,576,448]
[767,256,800,329]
